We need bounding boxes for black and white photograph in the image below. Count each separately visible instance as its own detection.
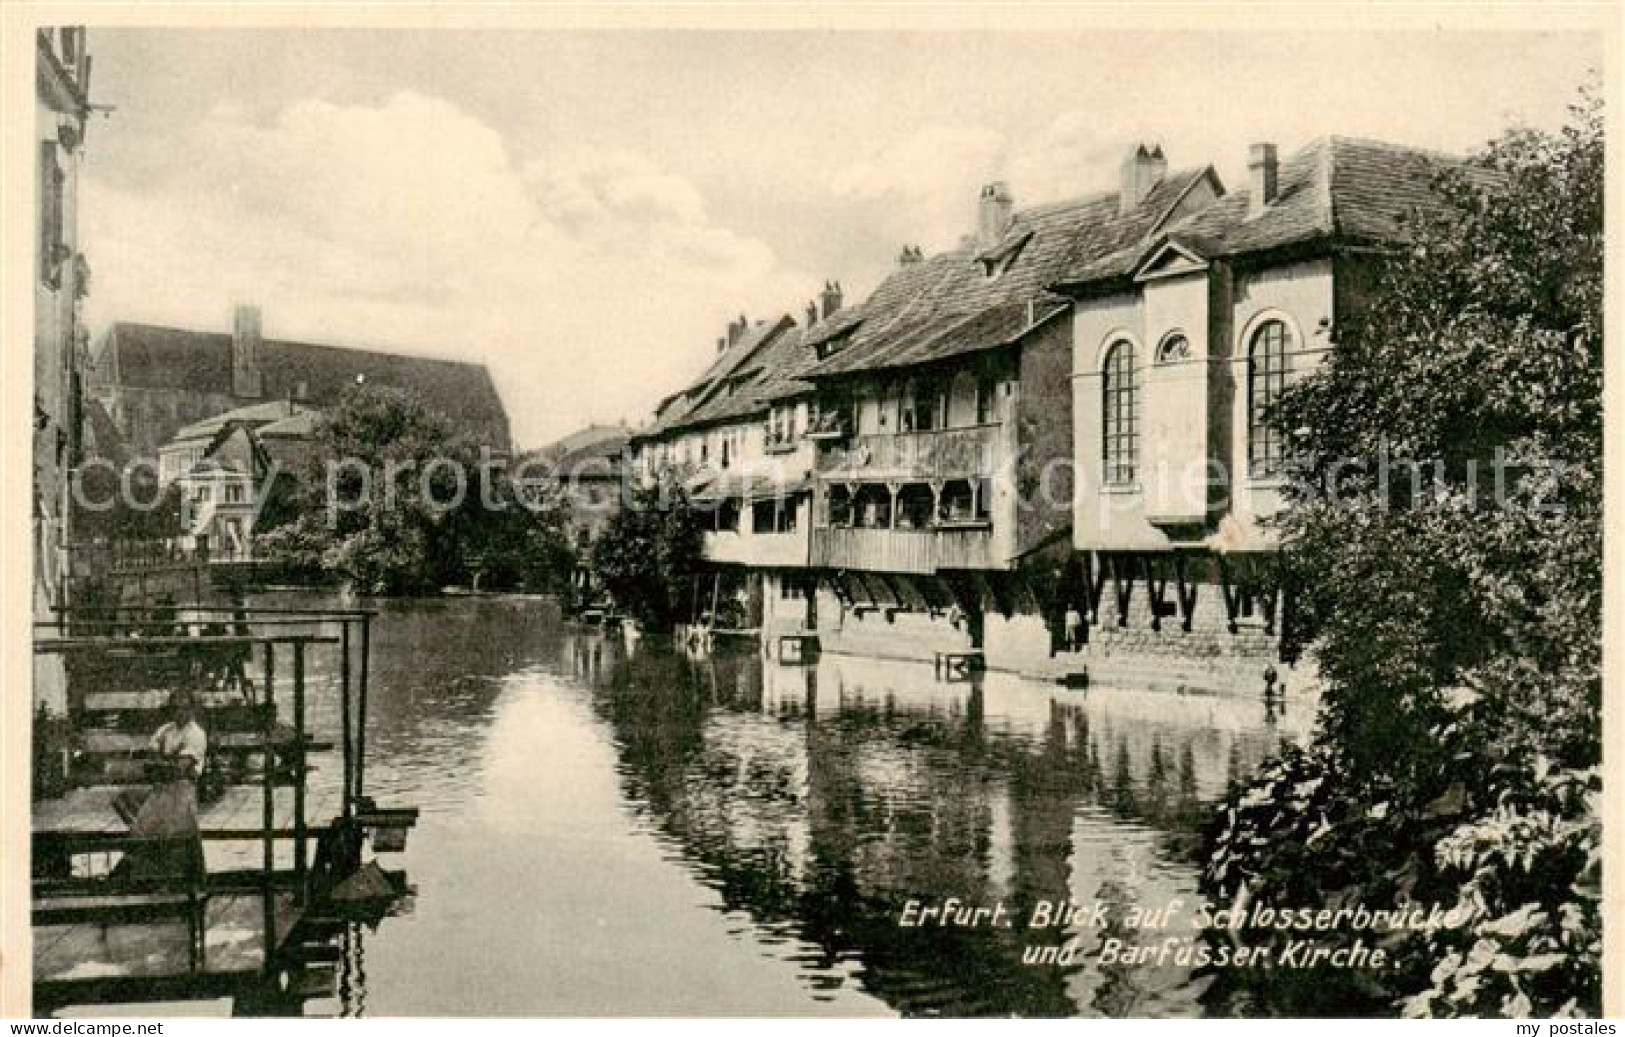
[8,4,1616,1022]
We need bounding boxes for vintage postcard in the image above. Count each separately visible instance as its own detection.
[4,2,1618,1022]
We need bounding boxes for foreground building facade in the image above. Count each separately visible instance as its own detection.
[35,27,94,618]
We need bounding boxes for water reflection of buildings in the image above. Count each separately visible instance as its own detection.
[584,643,1307,1017]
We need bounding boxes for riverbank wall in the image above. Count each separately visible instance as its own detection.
[753,571,1316,698]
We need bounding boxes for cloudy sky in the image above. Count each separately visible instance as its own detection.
[80,28,1600,449]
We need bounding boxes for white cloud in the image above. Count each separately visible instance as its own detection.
[828,123,1005,251]
[82,92,811,448]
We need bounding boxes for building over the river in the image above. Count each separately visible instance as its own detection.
[88,305,512,459]
[1051,136,1492,684]
[622,134,1481,692]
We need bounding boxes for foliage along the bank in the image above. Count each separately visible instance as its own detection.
[1199,88,1603,1017]
[258,383,577,597]
[588,475,707,631]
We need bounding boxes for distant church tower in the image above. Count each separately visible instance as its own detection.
[232,304,263,398]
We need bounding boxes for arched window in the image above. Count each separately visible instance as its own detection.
[1247,319,1291,478]
[1155,333,1191,364]
[1102,340,1139,484]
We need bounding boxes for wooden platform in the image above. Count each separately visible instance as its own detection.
[35,784,344,874]
[76,730,331,755]
[35,784,342,839]
[34,890,297,989]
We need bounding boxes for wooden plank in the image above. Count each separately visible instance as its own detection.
[82,690,263,711]
[34,891,299,985]
[37,634,339,653]
[34,784,344,838]
[77,731,331,754]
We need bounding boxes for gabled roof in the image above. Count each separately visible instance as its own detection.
[1054,137,1493,292]
[633,315,801,439]
[805,167,1216,380]
[167,400,320,446]
[639,315,795,435]
[540,423,629,460]
[547,427,629,474]
[687,325,817,425]
[181,424,268,481]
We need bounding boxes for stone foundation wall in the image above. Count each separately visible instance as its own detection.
[796,570,1314,697]
[811,585,971,663]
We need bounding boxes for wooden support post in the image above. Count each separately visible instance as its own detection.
[1216,554,1247,635]
[1086,551,1108,625]
[1173,554,1200,633]
[340,621,353,819]
[356,616,370,806]
[292,640,307,900]
[1110,554,1134,627]
[874,572,901,610]
[1258,556,1282,637]
[1143,555,1172,633]
[261,640,276,976]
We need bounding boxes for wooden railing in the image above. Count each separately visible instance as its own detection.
[817,425,1001,480]
[67,539,201,575]
[811,526,998,574]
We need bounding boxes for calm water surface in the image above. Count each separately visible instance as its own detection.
[268,593,1310,1017]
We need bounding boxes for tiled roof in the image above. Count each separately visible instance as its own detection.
[92,321,511,451]
[806,168,1214,379]
[257,411,320,438]
[1055,137,1493,290]
[690,470,810,502]
[548,427,629,474]
[540,423,629,460]
[687,325,816,425]
[634,315,800,438]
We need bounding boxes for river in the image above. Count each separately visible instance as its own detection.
[266,592,1311,1017]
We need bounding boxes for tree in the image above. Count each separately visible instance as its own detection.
[72,460,185,543]
[261,384,575,595]
[589,476,707,630]
[1202,91,1602,1017]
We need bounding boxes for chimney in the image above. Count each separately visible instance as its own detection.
[717,335,726,354]
[806,301,819,326]
[820,281,843,319]
[976,182,1015,250]
[231,304,263,399]
[1248,142,1279,217]
[727,314,748,346]
[1119,143,1167,214]
[899,244,922,266]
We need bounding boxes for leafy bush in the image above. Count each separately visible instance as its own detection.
[589,476,706,630]
[1200,90,1602,1017]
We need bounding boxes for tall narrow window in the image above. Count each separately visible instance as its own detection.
[1247,320,1291,478]
[1102,340,1139,484]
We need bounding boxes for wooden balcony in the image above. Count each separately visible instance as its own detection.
[811,526,999,574]
[703,530,810,568]
[817,425,1001,481]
